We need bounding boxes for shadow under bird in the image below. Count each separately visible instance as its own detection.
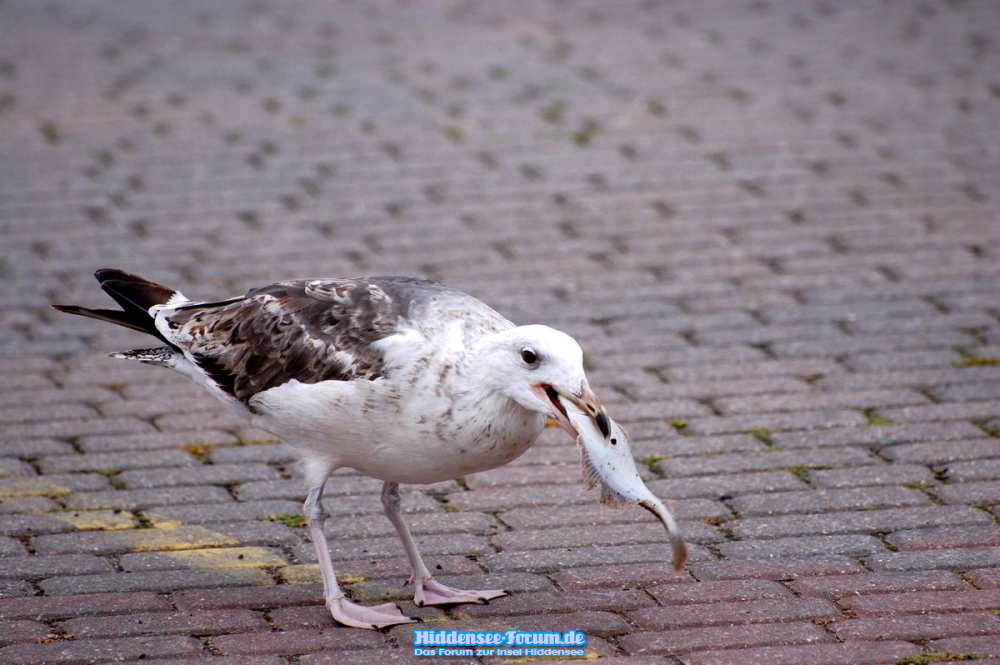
[55,269,687,629]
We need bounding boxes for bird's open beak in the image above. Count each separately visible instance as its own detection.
[531,382,687,572]
[534,382,610,439]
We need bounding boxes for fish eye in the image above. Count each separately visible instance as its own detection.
[520,348,538,365]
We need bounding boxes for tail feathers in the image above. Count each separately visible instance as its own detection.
[94,269,182,318]
[51,305,149,334]
[53,269,184,348]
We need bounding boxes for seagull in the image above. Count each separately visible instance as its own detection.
[55,269,686,629]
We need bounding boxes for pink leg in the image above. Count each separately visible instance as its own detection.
[381,482,506,607]
[305,482,417,629]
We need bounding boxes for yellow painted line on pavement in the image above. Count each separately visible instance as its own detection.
[278,564,364,586]
[0,478,72,498]
[53,509,136,531]
[155,546,287,570]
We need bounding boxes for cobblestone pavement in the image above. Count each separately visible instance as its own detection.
[1,0,999,662]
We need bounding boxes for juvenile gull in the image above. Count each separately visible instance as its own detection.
[55,269,686,629]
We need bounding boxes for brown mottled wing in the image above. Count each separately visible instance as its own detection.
[162,277,444,403]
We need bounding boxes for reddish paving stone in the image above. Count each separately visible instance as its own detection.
[118,463,281,488]
[354,572,553,599]
[772,422,987,448]
[2,439,76,458]
[0,554,113,579]
[647,579,791,606]
[875,402,1000,425]
[932,481,1000,505]
[38,450,196,474]
[683,409,868,437]
[886,525,1000,551]
[463,463,600,489]
[294,532,492,563]
[209,521,298,547]
[819,366,1000,391]
[969,569,1000,590]
[713,389,927,416]
[808,464,936,489]
[715,534,886,560]
[1,473,110,493]
[0,458,37,477]
[146,499,305,525]
[501,499,730,529]
[0,536,27,556]
[77,430,239,453]
[458,588,655,618]
[882,439,1000,465]
[629,597,842,630]
[0,591,171,621]
[730,506,992,540]
[679,640,922,665]
[866,547,1000,572]
[65,486,234,510]
[0,580,34,598]
[621,622,831,656]
[292,553,484,579]
[210,627,386,655]
[648,471,807,501]
[787,571,971,600]
[656,446,874,477]
[549,562,695,591]
[927,635,1000,658]
[1,418,156,442]
[0,635,204,663]
[689,556,866,581]
[493,521,723,551]
[482,542,712,573]
[210,443,298,464]
[832,613,1000,641]
[636,433,766,458]
[329,511,499,540]
[172,584,325,611]
[942,459,1000,483]
[0,619,49,647]
[839,589,1000,616]
[40,568,273,595]
[445,484,615,512]
[59,609,269,638]
[729,486,931,517]
[0,496,83,515]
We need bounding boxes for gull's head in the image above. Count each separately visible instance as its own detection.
[484,325,607,433]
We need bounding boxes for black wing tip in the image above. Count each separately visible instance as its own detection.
[95,268,147,284]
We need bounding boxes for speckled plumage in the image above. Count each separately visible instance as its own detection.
[57,270,543,484]
[161,276,510,404]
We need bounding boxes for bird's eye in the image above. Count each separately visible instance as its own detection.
[521,348,538,365]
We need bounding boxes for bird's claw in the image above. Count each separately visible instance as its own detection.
[414,578,507,606]
[326,597,418,630]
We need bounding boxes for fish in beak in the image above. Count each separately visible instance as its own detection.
[531,383,688,572]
